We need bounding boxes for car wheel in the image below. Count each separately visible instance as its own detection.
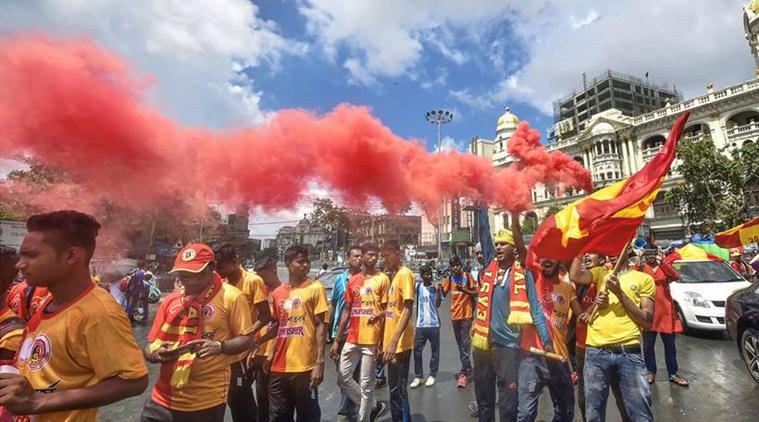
[676,304,689,335]
[741,328,759,384]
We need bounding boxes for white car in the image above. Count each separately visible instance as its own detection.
[670,259,751,331]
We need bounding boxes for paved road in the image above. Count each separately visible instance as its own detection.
[101,281,759,422]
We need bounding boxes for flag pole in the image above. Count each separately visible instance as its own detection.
[587,238,634,321]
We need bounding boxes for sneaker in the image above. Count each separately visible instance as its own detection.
[425,375,436,387]
[468,401,479,417]
[457,373,467,388]
[409,377,423,388]
[376,376,387,389]
[370,401,387,422]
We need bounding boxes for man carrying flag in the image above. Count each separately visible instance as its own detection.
[142,243,254,422]
[472,209,552,422]
[528,112,692,422]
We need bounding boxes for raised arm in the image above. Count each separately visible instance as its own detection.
[511,211,526,267]
[569,256,593,285]
[477,205,495,265]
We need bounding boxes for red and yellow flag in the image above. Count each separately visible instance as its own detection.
[715,216,759,248]
[530,112,690,261]
[663,243,723,264]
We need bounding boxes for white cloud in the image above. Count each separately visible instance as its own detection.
[569,10,600,29]
[464,0,755,115]
[0,0,307,128]
[435,136,467,153]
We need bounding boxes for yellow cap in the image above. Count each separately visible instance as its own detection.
[494,229,514,245]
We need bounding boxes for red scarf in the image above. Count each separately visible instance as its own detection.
[150,273,222,389]
[472,259,530,350]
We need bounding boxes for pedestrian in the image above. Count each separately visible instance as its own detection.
[249,255,282,422]
[517,259,579,422]
[127,263,146,324]
[471,209,552,422]
[6,278,48,322]
[141,243,254,422]
[329,245,363,421]
[410,264,442,388]
[267,244,329,422]
[637,249,689,386]
[215,244,273,421]
[729,249,754,279]
[331,242,389,421]
[2,210,148,421]
[569,254,630,422]
[0,245,25,360]
[317,263,329,278]
[441,255,477,388]
[581,250,655,422]
[380,240,416,422]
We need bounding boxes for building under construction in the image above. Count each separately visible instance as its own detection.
[550,70,682,140]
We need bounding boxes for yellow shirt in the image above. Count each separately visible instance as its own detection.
[345,273,390,346]
[586,269,655,347]
[270,279,329,373]
[382,266,415,353]
[149,283,253,412]
[0,307,24,358]
[255,286,276,357]
[545,280,576,359]
[226,269,269,361]
[16,285,148,422]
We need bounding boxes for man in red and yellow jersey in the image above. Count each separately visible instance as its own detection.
[141,243,253,422]
[0,211,148,421]
[248,255,281,422]
[331,242,389,422]
[266,244,328,421]
[0,245,25,361]
[380,240,415,422]
[215,244,271,422]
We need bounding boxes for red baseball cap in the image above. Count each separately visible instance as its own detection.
[170,243,215,273]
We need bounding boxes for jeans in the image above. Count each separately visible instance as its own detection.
[269,371,321,422]
[141,397,225,422]
[387,350,412,422]
[338,343,377,422]
[583,346,652,422]
[576,347,629,422]
[516,355,574,422]
[251,355,271,422]
[413,327,440,378]
[228,359,257,422]
[452,319,472,374]
[472,345,520,422]
[643,331,679,377]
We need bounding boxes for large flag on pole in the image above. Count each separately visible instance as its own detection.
[715,216,759,248]
[529,112,690,261]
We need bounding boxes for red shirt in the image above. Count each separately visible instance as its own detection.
[639,263,682,333]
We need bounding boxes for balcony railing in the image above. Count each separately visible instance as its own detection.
[592,152,620,162]
[641,145,663,162]
[726,122,759,143]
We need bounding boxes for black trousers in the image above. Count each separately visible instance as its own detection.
[387,350,412,422]
[251,355,271,422]
[473,345,520,422]
[141,397,226,422]
[228,359,258,421]
[269,371,320,422]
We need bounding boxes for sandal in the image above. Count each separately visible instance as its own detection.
[646,372,655,384]
[669,375,689,386]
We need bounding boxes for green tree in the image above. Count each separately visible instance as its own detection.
[307,198,352,249]
[666,136,755,234]
[542,204,563,221]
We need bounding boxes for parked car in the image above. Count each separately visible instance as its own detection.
[670,259,751,332]
[726,280,759,384]
[317,266,348,294]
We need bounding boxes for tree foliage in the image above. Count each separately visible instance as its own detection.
[307,198,352,249]
[666,137,759,234]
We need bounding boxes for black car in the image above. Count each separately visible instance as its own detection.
[726,279,759,384]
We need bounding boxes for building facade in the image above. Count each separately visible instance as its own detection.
[352,213,422,247]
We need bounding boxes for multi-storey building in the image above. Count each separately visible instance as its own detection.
[351,213,421,247]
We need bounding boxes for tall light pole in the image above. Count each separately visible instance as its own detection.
[425,109,454,260]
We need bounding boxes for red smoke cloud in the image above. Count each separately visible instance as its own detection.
[0,33,591,220]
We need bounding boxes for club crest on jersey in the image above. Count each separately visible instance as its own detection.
[202,304,215,322]
[552,293,567,306]
[291,297,303,310]
[360,286,373,296]
[19,334,52,371]
[181,249,197,261]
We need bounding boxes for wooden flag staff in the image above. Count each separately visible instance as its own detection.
[586,239,634,322]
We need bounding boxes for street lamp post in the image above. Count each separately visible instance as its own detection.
[425,109,454,261]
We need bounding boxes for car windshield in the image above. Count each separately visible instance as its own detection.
[318,270,342,290]
[672,261,745,283]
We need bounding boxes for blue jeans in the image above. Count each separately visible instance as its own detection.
[584,346,652,422]
[517,355,574,422]
[452,319,472,374]
[413,327,440,378]
[643,331,678,377]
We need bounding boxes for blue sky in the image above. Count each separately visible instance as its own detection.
[0,0,755,234]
